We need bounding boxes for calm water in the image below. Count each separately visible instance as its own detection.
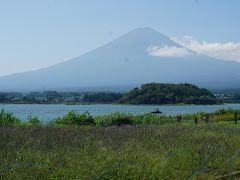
[0,104,240,121]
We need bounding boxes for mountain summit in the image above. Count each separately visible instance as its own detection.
[0,28,240,91]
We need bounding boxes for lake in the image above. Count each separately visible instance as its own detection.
[1,103,240,121]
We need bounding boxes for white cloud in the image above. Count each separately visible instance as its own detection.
[170,36,240,62]
[146,45,193,57]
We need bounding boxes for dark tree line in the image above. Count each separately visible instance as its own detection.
[119,83,219,105]
[0,83,222,105]
[83,93,122,103]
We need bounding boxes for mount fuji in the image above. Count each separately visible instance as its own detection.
[0,27,240,92]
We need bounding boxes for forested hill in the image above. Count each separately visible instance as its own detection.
[0,83,219,105]
[119,83,218,105]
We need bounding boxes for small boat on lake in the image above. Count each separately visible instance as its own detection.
[151,108,162,114]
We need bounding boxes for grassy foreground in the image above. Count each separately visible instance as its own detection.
[1,124,240,179]
[1,109,240,179]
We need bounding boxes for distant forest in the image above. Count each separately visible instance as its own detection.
[119,83,219,105]
[0,91,121,104]
[0,83,228,105]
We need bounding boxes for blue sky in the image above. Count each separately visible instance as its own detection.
[0,0,240,76]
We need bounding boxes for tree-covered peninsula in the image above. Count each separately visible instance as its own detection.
[119,83,219,105]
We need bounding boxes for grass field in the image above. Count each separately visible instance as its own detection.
[1,109,240,179]
[1,123,240,179]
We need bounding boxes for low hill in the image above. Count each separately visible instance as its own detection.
[120,83,218,105]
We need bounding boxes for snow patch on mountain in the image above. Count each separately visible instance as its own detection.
[146,45,193,57]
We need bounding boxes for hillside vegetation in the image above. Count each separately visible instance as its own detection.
[120,83,218,105]
[0,83,219,105]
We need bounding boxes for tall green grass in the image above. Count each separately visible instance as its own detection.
[0,109,21,126]
[1,108,240,178]
[1,125,240,179]
[52,111,94,126]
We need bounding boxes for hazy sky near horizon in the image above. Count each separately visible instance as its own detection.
[0,0,240,76]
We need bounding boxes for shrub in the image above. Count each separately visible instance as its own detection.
[53,111,94,126]
[95,112,134,126]
[0,109,21,126]
[27,114,41,125]
[134,113,176,125]
[214,108,240,115]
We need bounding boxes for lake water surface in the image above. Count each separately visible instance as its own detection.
[1,104,240,121]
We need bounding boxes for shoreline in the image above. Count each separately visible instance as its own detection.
[0,102,226,106]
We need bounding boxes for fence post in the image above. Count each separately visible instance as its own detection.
[194,117,198,125]
[235,112,238,124]
[177,115,182,123]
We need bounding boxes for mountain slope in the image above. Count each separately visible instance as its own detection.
[0,27,240,91]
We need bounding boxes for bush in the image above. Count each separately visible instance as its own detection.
[53,111,94,126]
[27,114,41,125]
[0,109,21,126]
[95,112,134,126]
[214,108,240,115]
[134,113,176,125]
